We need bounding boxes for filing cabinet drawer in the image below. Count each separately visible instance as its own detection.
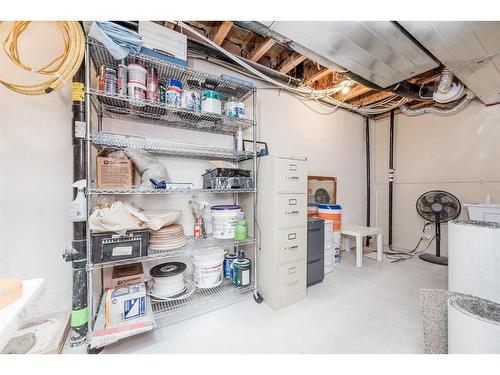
[275,158,307,192]
[276,194,307,228]
[276,260,306,303]
[276,227,306,265]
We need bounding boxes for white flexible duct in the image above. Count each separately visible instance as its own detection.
[400,89,476,117]
[178,21,400,115]
[437,68,454,93]
[433,68,465,104]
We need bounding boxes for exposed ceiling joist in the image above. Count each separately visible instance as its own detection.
[212,21,233,45]
[248,37,276,62]
[278,53,307,74]
[304,68,333,86]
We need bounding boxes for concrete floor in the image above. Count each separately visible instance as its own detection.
[92,251,447,354]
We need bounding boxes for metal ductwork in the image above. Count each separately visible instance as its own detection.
[235,21,435,100]
[433,68,465,104]
[186,38,302,87]
[400,89,476,117]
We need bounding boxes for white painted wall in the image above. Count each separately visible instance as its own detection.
[0,23,366,316]
[372,100,500,256]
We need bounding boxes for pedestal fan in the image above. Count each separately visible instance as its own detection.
[416,190,461,265]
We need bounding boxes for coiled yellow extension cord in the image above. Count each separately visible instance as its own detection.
[0,21,85,95]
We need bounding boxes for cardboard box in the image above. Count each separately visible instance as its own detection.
[105,283,146,328]
[96,156,134,189]
[112,263,145,288]
[138,21,187,66]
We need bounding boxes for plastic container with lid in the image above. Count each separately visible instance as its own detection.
[318,204,342,232]
[127,63,147,85]
[211,205,242,239]
[201,90,222,115]
[192,247,225,288]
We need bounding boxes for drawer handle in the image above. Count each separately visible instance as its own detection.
[286,176,299,180]
[286,280,298,286]
[286,245,299,250]
[288,267,297,274]
[289,199,297,205]
[285,210,299,215]
[288,233,296,240]
[289,164,297,171]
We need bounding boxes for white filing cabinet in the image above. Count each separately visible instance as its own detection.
[256,155,308,310]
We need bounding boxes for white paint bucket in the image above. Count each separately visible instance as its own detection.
[192,247,225,288]
[211,205,242,239]
[127,63,147,85]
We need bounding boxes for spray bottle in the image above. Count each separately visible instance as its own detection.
[69,179,87,222]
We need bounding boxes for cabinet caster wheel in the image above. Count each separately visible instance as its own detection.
[87,345,104,354]
[253,290,263,304]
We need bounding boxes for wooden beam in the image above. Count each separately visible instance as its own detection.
[304,68,333,86]
[248,37,276,62]
[278,53,306,74]
[212,21,233,45]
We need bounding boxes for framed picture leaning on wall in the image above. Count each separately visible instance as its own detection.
[307,176,337,204]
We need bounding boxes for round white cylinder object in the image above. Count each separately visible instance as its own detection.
[448,293,500,354]
[449,221,500,304]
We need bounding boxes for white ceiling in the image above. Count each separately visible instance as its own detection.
[400,21,500,105]
[264,21,439,88]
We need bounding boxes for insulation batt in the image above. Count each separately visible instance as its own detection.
[124,148,169,187]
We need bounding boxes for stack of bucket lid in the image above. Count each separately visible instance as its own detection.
[318,204,342,273]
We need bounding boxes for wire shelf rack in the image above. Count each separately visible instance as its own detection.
[152,279,254,328]
[87,186,256,195]
[87,236,256,270]
[89,89,254,135]
[88,38,255,102]
[91,132,254,162]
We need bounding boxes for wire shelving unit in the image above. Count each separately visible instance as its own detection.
[82,37,259,350]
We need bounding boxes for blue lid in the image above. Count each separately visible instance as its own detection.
[211,205,241,210]
[167,78,183,89]
[318,204,342,210]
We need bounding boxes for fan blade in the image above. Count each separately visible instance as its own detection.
[420,195,433,207]
[419,208,434,215]
[433,192,446,203]
[442,201,458,211]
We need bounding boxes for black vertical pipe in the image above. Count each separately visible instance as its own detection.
[68,64,89,346]
[435,221,441,257]
[388,109,395,249]
[365,117,371,247]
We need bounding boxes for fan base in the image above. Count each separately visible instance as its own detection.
[419,253,448,266]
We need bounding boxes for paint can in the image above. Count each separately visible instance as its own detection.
[98,65,117,94]
[211,205,242,239]
[117,63,127,96]
[318,204,342,232]
[127,82,146,107]
[192,247,225,288]
[201,90,222,114]
[181,90,201,111]
[146,67,158,101]
[127,63,147,85]
[224,253,238,279]
[232,258,251,286]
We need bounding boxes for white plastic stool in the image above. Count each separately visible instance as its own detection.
[341,225,383,268]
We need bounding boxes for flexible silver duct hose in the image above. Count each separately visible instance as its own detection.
[437,68,454,94]
[400,89,476,117]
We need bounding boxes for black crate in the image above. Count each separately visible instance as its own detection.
[91,229,149,264]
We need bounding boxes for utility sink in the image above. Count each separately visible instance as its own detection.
[464,203,500,223]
